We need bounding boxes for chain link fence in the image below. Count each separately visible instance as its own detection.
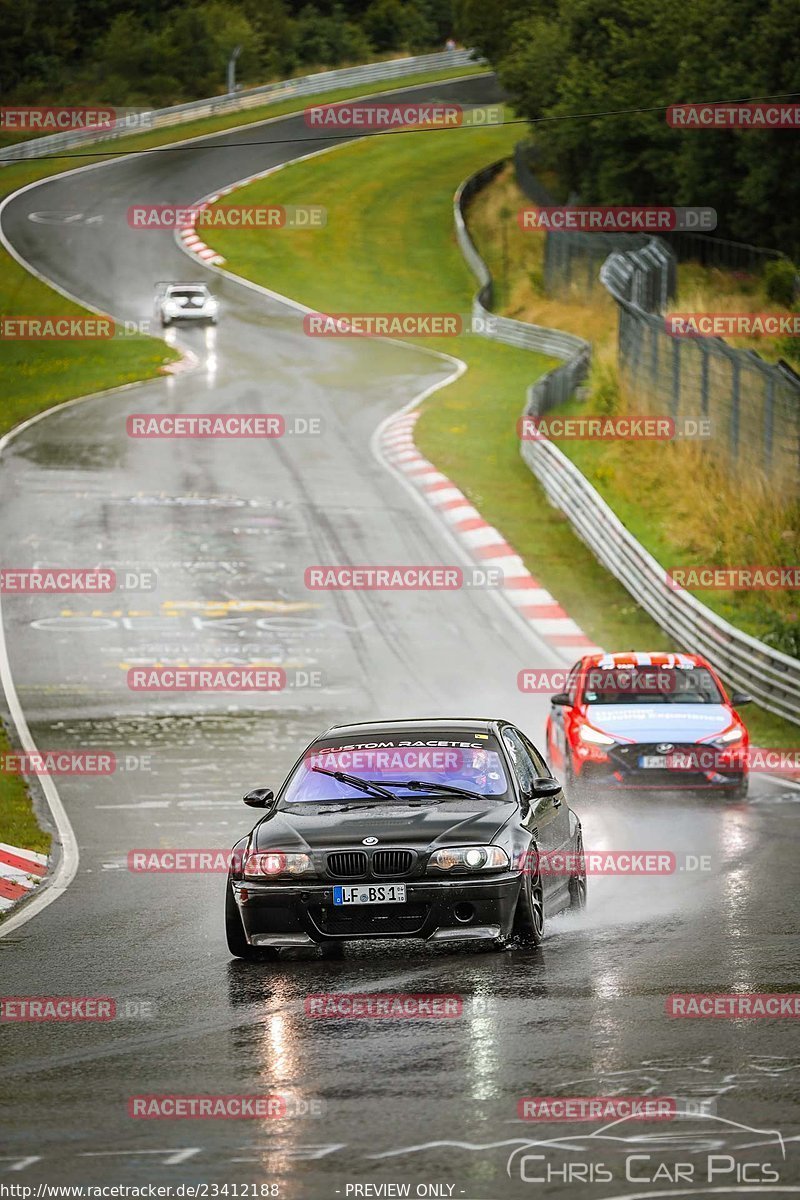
[513,142,800,497]
[601,248,800,497]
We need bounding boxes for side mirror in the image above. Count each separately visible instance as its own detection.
[243,788,275,808]
[730,692,752,706]
[550,692,570,706]
[530,777,563,797]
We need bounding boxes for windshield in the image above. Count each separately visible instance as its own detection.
[168,288,207,301]
[281,735,512,805]
[583,665,723,705]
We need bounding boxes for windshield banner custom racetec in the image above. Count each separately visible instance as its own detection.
[283,736,511,802]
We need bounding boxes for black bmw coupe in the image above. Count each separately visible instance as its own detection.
[225,718,586,958]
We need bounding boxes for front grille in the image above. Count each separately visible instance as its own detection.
[326,851,368,879]
[611,742,702,768]
[310,903,429,937]
[372,849,414,877]
[609,742,717,783]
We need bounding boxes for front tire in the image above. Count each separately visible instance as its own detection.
[512,850,545,946]
[723,776,749,801]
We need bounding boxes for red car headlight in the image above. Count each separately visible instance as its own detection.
[709,726,745,748]
[577,723,616,746]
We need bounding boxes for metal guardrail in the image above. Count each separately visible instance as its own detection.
[1,49,481,163]
[454,160,800,724]
[454,162,589,363]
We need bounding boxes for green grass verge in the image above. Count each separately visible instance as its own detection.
[203,117,798,749]
[0,746,51,855]
[204,119,558,474]
[0,62,488,861]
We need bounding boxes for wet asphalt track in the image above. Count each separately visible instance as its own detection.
[0,75,799,1197]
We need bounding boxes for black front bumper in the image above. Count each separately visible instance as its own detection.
[579,742,747,791]
[233,873,522,947]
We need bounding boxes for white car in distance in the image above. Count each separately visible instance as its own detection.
[157,282,218,327]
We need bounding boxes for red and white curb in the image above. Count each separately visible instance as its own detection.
[379,411,602,656]
[0,842,48,913]
[178,196,226,266]
[162,346,200,376]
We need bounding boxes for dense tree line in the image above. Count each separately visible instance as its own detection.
[458,0,800,256]
[0,0,457,108]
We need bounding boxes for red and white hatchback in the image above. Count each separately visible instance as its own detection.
[546,651,751,798]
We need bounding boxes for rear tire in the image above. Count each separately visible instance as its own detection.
[225,880,260,960]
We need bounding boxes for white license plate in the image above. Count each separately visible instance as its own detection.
[333,884,406,905]
[639,754,696,769]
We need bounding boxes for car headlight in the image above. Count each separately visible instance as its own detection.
[427,845,509,873]
[243,851,314,878]
[578,723,616,746]
[709,726,744,747]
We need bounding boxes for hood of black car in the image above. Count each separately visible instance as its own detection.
[253,802,515,852]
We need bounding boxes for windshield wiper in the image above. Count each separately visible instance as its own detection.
[310,767,395,801]
[390,779,485,800]
[321,804,382,814]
